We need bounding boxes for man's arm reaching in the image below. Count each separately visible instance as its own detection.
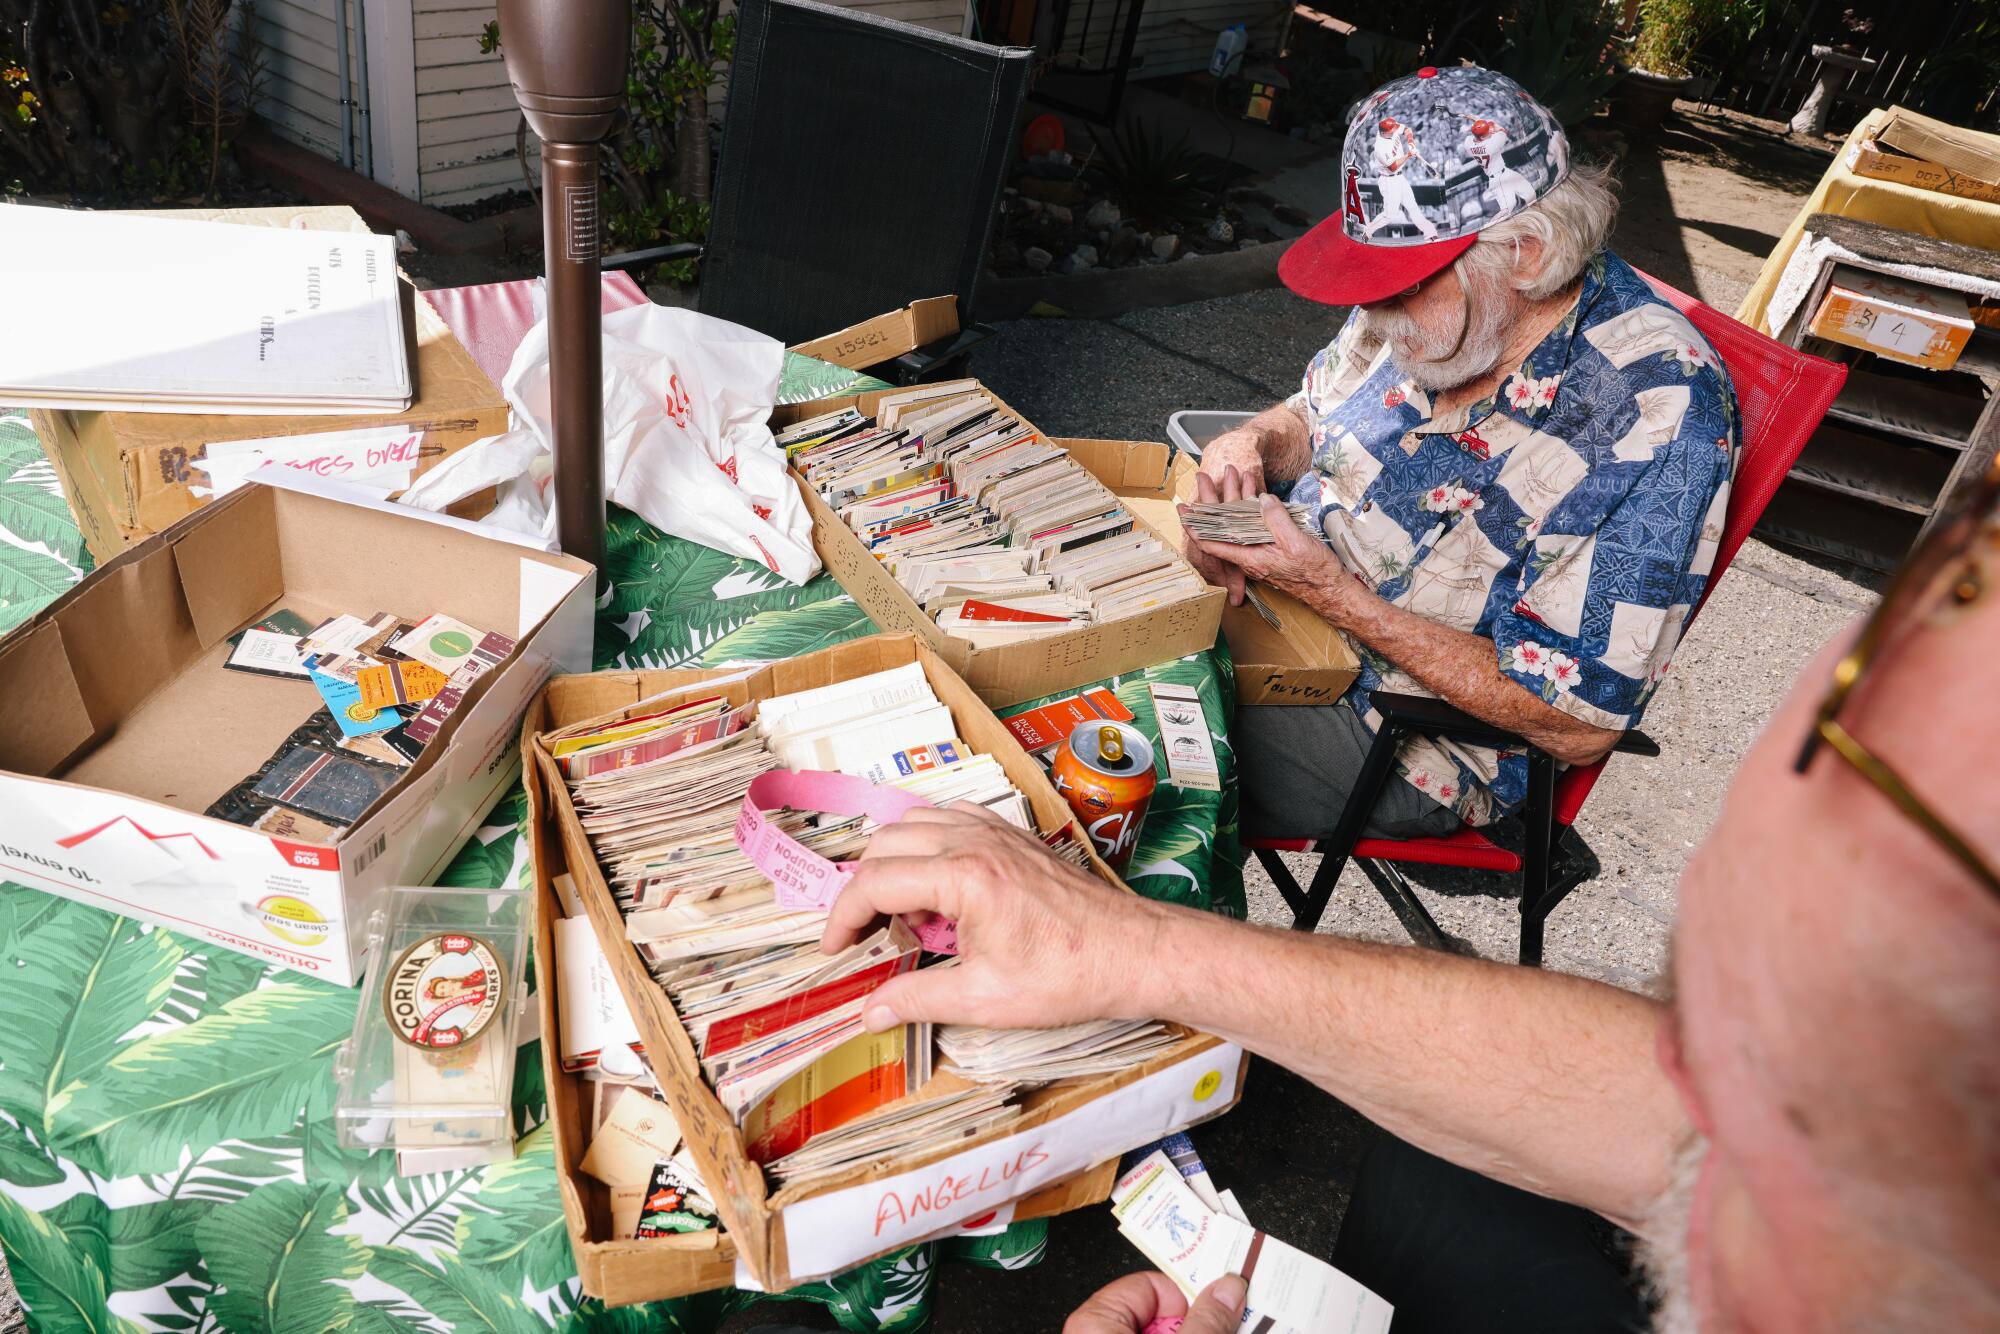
[824,806,1689,1233]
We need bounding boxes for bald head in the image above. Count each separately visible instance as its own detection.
[1664,533,2000,1329]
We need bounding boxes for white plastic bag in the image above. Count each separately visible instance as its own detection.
[399,302,822,585]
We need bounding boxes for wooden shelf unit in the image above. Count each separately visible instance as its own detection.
[1770,218,2000,572]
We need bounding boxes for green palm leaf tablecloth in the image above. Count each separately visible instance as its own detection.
[0,408,1242,1333]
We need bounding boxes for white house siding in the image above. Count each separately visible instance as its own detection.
[410,0,968,205]
[272,0,1278,207]
[253,0,356,163]
[411,0,533,206]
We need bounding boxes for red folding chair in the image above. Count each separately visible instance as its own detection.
[1248,274,1849,965]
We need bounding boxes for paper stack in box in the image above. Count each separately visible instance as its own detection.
[782,384,1206,648]
[204,607,521,840]
[546,661,1173,1206]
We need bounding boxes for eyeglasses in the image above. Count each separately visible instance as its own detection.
[1794,460,2000,897]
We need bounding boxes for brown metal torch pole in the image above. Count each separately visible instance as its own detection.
[541,141,606,581]
[498,0,628,588]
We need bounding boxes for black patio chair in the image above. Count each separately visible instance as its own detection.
[604,0,1032,384]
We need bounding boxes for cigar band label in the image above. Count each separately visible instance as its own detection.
[382,932,504,1050]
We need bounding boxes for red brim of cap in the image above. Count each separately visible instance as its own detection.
[1278,213,1476,306]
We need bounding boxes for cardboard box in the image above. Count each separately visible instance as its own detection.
[32,205,508,564]
[528,813,742,1302]
[1077,440,1361,707]
[1847,137,2000,205]
[787,296,960,372]
[1808,265,1977,371]
[0,476,594,985]
[525,718,1119,1306]
[524,635,1246,1295]
[1845,107,2000,205]
[778,390,1226,709]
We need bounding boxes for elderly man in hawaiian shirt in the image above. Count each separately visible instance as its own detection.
[1187,65,1738,840]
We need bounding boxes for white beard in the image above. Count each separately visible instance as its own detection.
[1637,1132,1708,1334]
[1361,272,1514,391]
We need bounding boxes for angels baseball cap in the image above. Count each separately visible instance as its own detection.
[1279,64,1572,307]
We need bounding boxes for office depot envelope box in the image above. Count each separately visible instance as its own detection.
[524,634,1246,1295]
[776,389,1225,709]
[31,205,508,564]
[0,481,594,985]
[1104,443,1362,706]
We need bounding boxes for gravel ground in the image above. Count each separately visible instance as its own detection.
[0,1246,18,1334]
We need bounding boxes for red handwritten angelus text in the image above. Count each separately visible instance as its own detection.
[280,432,424,478]
[872,1142,1051,1236]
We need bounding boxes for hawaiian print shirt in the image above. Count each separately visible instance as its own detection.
[1283,250,1739,825]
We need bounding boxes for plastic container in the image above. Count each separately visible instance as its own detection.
[332,885,532,1163]
[1208,24,1247,78]
[1165,409,1256,460]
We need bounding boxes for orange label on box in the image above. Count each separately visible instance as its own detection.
[356,659,449,709]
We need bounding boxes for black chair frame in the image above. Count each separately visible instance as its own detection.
[1252,691,1658,966]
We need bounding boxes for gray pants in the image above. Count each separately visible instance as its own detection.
[1237,700,1463,841]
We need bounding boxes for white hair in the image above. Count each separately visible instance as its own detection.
[1456,160,1620,301]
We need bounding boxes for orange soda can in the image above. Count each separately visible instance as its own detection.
[1050,720,1157,875]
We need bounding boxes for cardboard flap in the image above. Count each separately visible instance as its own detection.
[250,465,559,553]
[54,543,203,730]
[0,621,94,775]
[1055,437,1173,490]
[171,488,284,647]
[1878,106,2000,186]
[789,297,960,371]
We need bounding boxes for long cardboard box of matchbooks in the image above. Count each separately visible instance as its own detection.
[525,635,1248,1298]
[775,382,1227,708]
[791,396,1357,707]
[0,474,594,985]
[525,692,1115,1304]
